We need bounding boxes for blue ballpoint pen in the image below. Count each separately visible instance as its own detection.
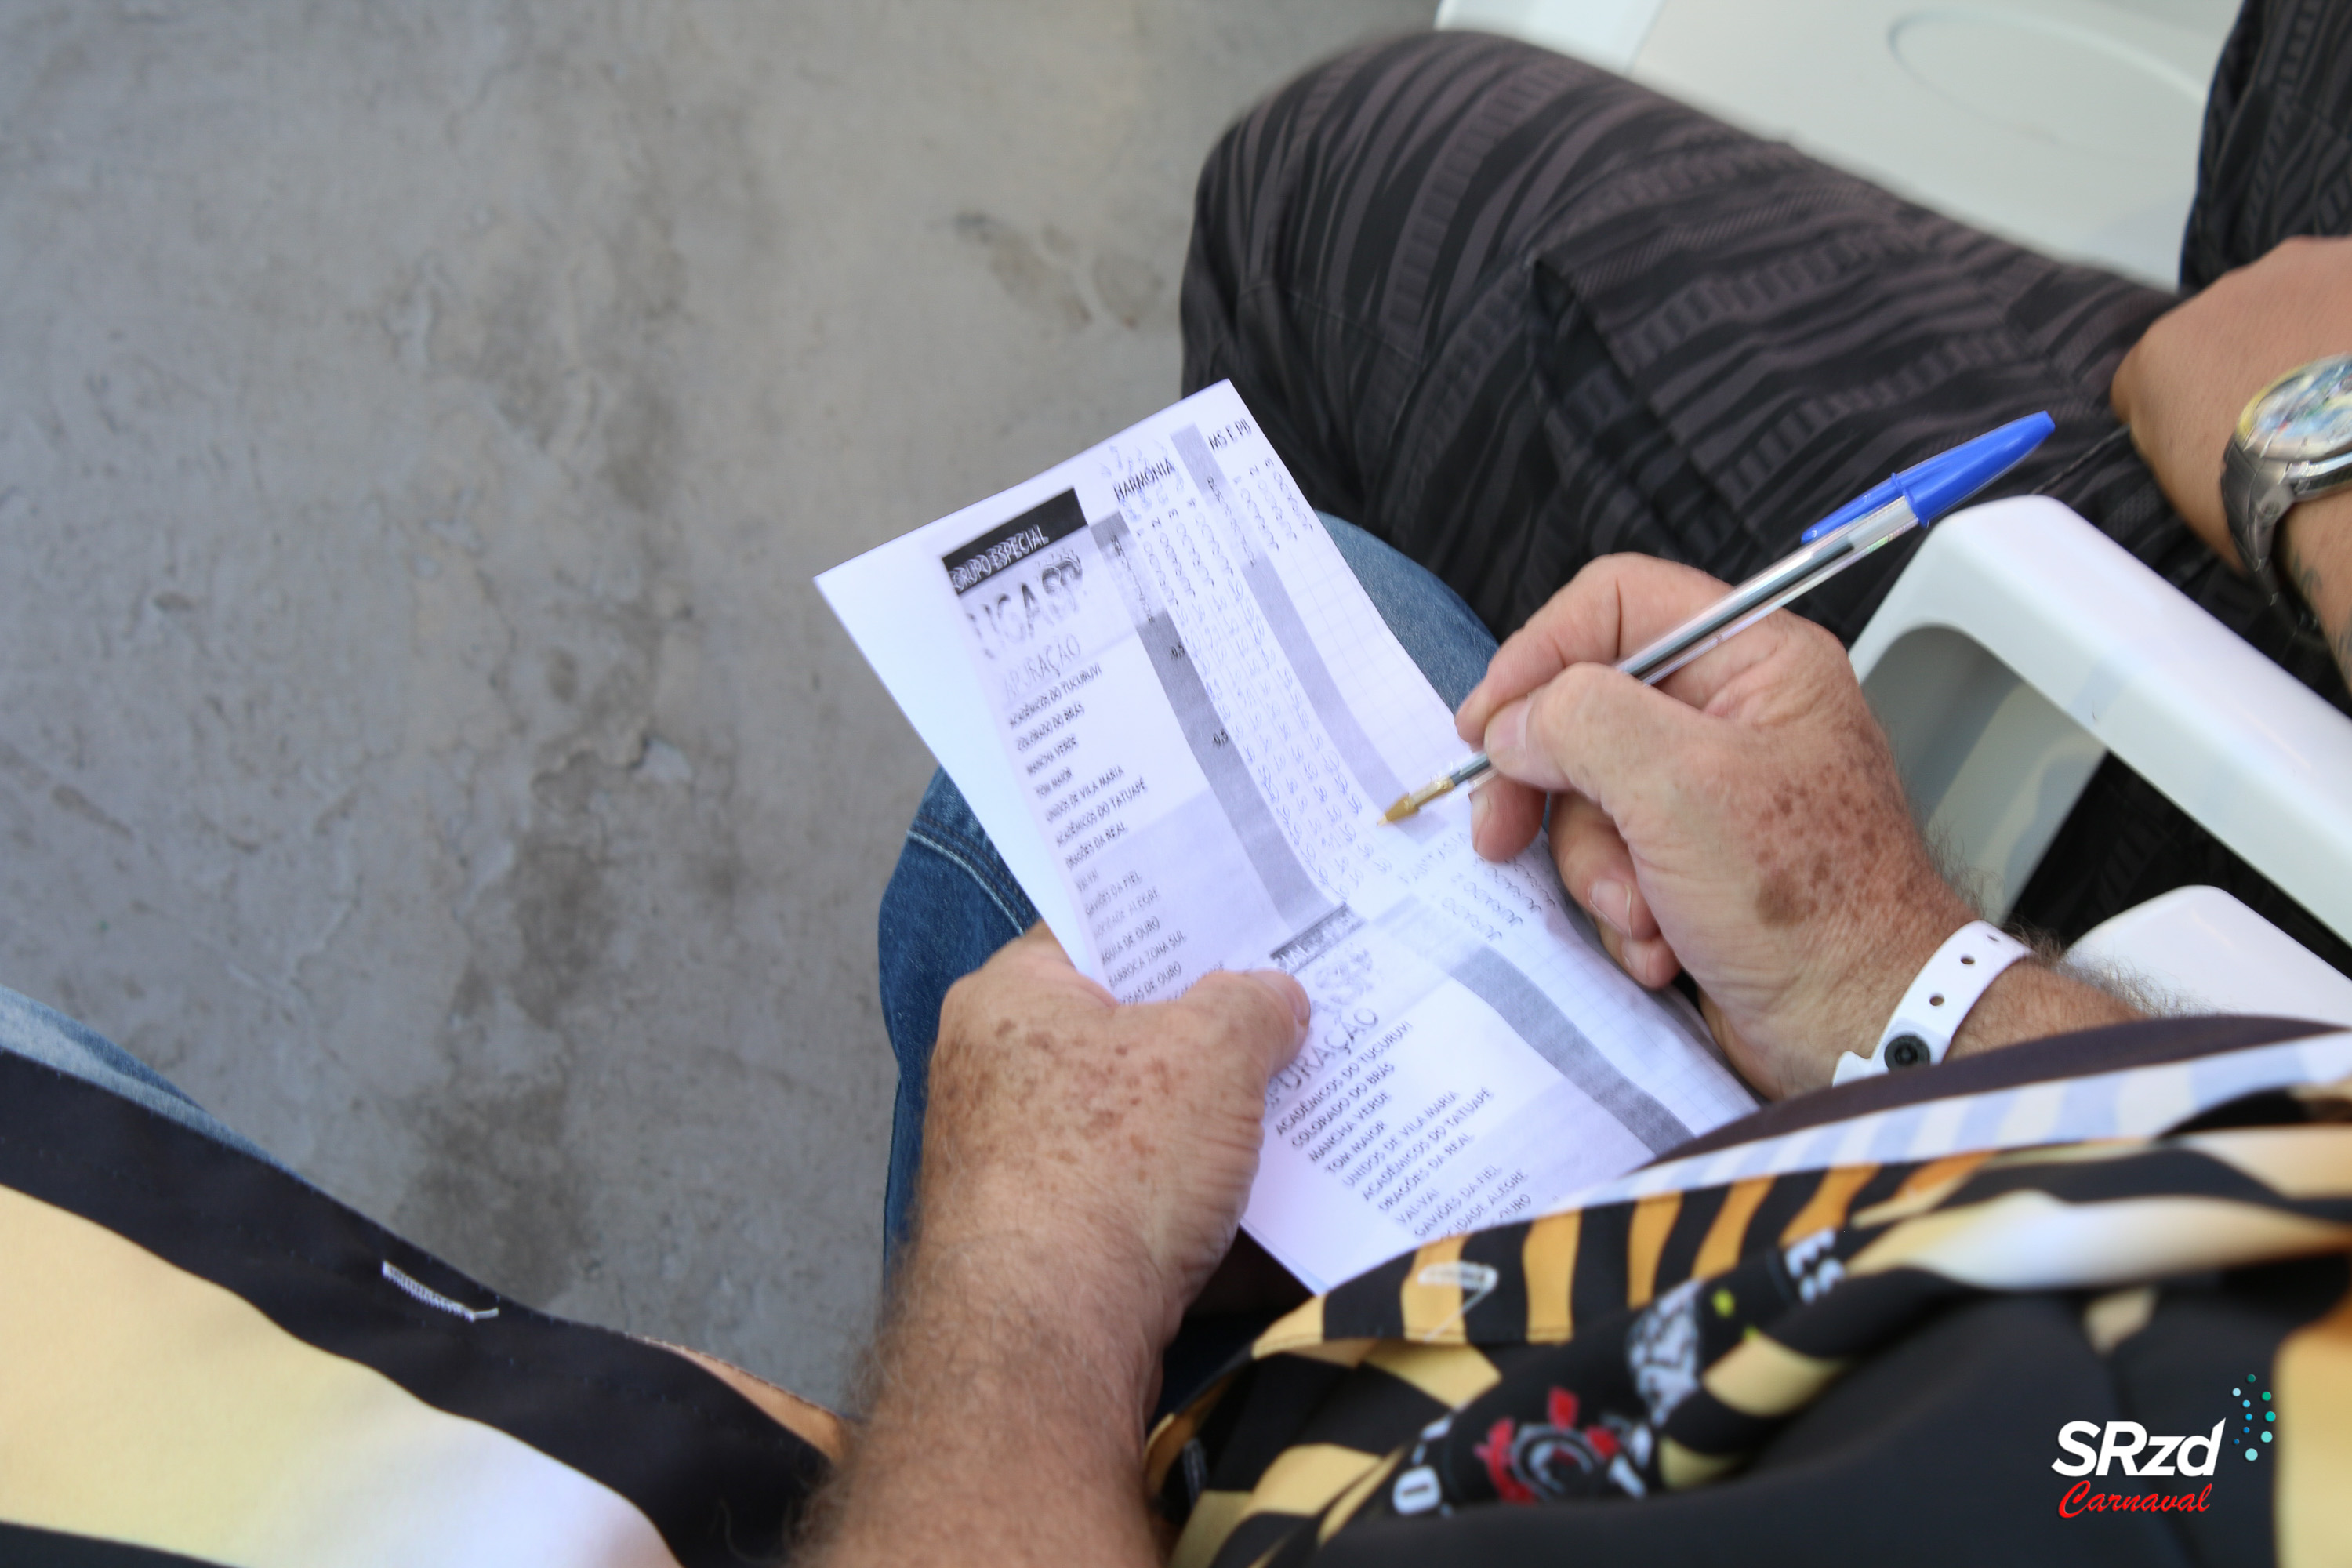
[1378,411,2057,823]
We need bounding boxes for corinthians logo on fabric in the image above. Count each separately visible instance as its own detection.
[1472,1388,1644,1504]
[2049,1373,2274,1517]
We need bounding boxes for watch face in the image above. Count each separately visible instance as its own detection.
[2241,354,2352,459]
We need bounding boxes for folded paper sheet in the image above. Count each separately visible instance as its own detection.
[820,383,1755,1289]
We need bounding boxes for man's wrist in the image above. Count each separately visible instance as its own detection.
[1827,888,1979,1061]
[1824,900,2141,1079]
[1944,958,2142,1062]
[904,1203,1168,1417]
[2278,491,2352,673]
[806,1228,1167,1566]
[907,1236,1160,1416]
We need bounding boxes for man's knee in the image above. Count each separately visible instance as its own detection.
[1179,25,1741,394]
[1178,31,1648,495]
[1187,30,1624,269]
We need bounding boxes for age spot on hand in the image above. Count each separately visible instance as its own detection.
[1755,868,1810,928]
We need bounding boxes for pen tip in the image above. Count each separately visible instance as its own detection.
[1379,775,1456,825]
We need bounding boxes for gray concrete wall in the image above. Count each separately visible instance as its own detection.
[0,0,1432,1405]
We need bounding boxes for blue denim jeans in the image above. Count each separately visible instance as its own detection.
[0,985,285,1169]
[876,514,1500,1256]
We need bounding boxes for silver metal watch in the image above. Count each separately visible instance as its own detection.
[2221,353,2352,613]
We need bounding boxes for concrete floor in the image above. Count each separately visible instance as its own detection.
[0,0,1432,1406]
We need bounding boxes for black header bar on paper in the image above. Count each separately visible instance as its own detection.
[942,489,1086,597]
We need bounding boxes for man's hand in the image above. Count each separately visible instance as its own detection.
[2112,234,2352,674]
[808,927,1306,1566]
[919,926,1309,1374]
[1454,556,2136,1098]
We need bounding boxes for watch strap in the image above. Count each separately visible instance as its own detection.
[2223,439,2337,642]
[1831,921,2032,1086]
[2222,437,2285,586]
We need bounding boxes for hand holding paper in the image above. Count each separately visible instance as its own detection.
[820,384,1755,1289]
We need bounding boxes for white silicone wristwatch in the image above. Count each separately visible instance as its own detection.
[1831,921,2031,1086]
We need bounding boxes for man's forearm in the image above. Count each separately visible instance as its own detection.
[802,1229,1165,1567]
[806,931,1306,1565]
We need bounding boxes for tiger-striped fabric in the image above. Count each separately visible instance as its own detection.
[1178,16,2352,969]
[1149,1045,2352,1568]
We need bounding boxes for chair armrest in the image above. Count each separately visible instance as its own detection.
[1849,496,2352,943]
[2070,885,2352,1025]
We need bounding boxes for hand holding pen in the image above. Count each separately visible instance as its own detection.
[1380,412,2056,823]
[1428,412,2101,1091]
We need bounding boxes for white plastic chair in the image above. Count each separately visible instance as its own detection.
[1432,0,2237,287]
[2068,886,2352,1025]
[1849,497,2352,1025]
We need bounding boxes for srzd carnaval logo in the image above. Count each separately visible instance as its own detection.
[2049,1374,2274,1518]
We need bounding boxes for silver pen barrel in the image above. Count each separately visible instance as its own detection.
[1378,496,1921,824]
[1617,497,1920,684]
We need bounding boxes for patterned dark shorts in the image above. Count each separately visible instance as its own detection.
[1178,16,2352,965]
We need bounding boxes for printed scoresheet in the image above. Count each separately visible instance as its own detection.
[820,383,1755,1290]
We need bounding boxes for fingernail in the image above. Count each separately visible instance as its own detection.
[1488,699,1530,761]
[1283,975,1311,1029]
[1470,786,1492,840]
[1589,879,1630,935]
